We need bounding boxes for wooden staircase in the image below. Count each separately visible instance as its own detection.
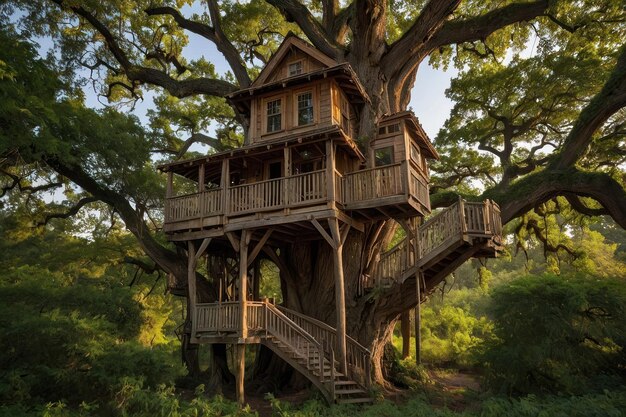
[368,199,503,289]
[194,301,372,404]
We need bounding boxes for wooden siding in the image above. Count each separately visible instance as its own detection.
[249,80,334,143]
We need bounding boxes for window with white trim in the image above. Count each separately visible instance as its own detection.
[266,99,282,132]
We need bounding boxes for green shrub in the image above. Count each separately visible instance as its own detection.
[482,273,626,395]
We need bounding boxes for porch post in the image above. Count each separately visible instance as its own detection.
[236,229,250,407]
[328,218,347,374]
[187,241,197,341]
[326,140,336,207]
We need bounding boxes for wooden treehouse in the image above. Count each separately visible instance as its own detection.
[158,35,503,405]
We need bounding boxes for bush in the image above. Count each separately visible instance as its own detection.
[482,273,626,395]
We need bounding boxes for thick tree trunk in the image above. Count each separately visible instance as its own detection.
[249,227,412,387]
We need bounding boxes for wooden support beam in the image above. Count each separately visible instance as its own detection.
[339,224,350,247]
[311,218,336,249]
[166,172,173,199]
[194,238,212,262]
[187,241,197,340]
[226,232,240,253]
[247,229,273,268]
[328,217,347,375]
[415,270,422,365]
[198,163,205,192]
[239,229,250,339]
[236,344,246,406]
[326,139,336,207]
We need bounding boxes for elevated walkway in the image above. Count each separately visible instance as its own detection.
[192,301,372,404]
[368,199,503,289]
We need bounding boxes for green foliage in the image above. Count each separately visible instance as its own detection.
[483,273,626,395]
[113,379,257,417]
[420,304,494,367]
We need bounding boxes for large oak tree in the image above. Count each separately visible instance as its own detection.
[1,0,625,388]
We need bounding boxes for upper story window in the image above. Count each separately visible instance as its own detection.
[297,92,314,126]
[288,61,303,76]
[410,143,421,166]
[267,99,282,132]
[375,146,394,167]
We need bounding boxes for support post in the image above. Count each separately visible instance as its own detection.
[400,311,411,359]
[283,146,291,207]
[166,171,173,198]
[328,218,347,374]
[326,140,336,207]
[415,270,422,365]
[187,241,197,341]
[221,159,230,216]
[198,163,205,192]
[239,229,250,339]
[236,343,246,407]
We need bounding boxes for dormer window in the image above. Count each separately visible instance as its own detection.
[297,92,314,125]
[267,99,282,132]
[288,61,303,76]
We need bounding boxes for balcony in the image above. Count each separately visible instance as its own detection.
[163,162,430,235]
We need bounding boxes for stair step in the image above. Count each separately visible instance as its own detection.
[334,380,357,386]
[336,397,373,404]
[335,388,367,395]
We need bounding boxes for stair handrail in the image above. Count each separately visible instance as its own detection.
[277,306,371,389]
[261,302,325,381]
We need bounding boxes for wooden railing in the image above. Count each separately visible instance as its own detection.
[342,163,404,204]
[286,170,327,206]
[374,238,415,286]
[229,177,283,215]
[418,202,465,260]
[165,189,223,221]
[367,199,503,287]
[166,170,328,222]
[263,303,325,382]
[164,164,435,224]
[192,301,371,391]
[195,302,240,333]
[278,306,372,389]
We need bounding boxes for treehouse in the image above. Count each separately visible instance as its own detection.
[158,34,503,405]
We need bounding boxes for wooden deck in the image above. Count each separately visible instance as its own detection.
[368,199,503,289]
[192,300,372,404]
[164,163,430,237]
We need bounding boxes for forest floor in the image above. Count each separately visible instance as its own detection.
[425,368,482,412]
[215,368,484,416]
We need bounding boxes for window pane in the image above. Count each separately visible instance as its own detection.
[297,92,313,125]
[288,61,302,76]
[267,99,281,132]
[375,147,394,166]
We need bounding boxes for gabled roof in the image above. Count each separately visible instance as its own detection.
[252,32,338,87]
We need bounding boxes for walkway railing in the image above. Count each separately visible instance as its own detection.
[342,163,404,203]
[370,199,502,287]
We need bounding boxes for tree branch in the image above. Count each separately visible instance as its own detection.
[550,45,626,169]
[383,0,462,74]
[36,196,98,226]
[265,0,341,59]
[486,168,626,229]
[52,0,238,98]
[145,4,251,87]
